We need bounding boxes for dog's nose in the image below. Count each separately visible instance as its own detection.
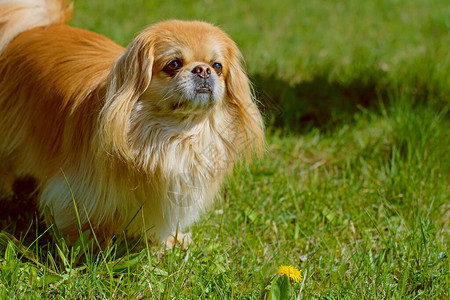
[191,64,211,78]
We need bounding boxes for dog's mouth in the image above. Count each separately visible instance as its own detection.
[195,84,212,94]
[167,83,215,112]
[152,75,222,113]
[185,80,216,104]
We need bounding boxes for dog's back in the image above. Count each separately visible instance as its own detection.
[0,0,71,191]
[0,0,72,54]
[0,0,122,188]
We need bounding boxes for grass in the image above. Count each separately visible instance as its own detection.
[1,0,449,298]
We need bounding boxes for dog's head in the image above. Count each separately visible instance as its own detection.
[146,20,231,111]
[100,20,263,163]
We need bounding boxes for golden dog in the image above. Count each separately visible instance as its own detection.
[0,0,263,244]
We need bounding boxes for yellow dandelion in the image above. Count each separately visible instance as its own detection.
[277,265,303,283]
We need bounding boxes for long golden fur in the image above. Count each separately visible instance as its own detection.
[0,0,264,243]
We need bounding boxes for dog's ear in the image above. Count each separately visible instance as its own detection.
[225,46,265,159]
[99,33,154,161]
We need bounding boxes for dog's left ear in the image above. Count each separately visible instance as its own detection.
[99,33,154,160]
[225,46,265,159]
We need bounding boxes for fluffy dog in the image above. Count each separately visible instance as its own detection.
[0,0,264,243]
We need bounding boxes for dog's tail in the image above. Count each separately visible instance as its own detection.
[0,0,72,54]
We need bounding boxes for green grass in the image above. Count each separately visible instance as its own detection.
[1,0,449,298]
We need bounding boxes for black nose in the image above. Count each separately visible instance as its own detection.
[191,64,211,78]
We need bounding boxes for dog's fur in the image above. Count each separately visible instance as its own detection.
[0,0,264,243]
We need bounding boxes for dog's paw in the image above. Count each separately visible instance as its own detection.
[165,232,192,250]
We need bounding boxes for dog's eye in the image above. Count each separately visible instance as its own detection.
[212,62,222,76]
[163,59,183,75]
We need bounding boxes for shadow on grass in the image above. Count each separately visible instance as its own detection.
[252,72,387,133]
[252,68,448,134]
[0,177,49,244]
[0,178,145,267]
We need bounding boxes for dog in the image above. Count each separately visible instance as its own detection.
[0,0,264,244]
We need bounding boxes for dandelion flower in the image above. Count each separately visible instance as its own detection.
[277,265,303,283]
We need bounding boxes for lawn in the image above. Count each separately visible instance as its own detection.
[1,0,449,298]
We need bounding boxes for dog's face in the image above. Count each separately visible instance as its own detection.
[147,27,227,112]
[127,20,241,115]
